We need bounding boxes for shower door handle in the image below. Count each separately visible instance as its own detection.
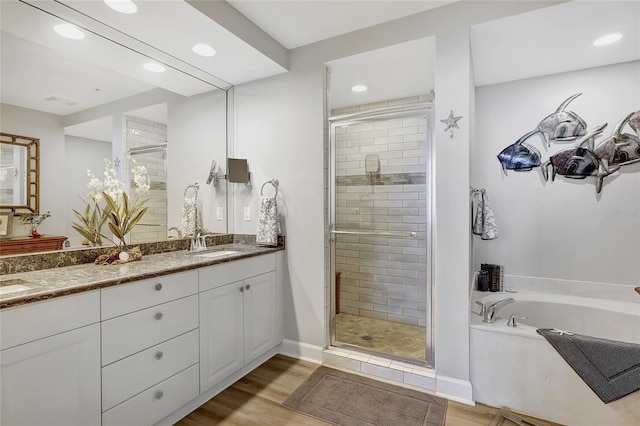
[329,230,418,240]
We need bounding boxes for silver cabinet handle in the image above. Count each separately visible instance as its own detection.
[155,351,163,360]
[155,312,163,320]
[155,283,163,291]
[245,284,251,291]
[155,391,163,400]
[239,286,244,292]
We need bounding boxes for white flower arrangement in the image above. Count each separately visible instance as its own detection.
[73,158,150,250]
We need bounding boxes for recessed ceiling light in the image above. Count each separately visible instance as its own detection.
[192,43,217,57]
[143,62,166,73]
[593,33,623,47]
[53,23,85,40]
[104,0,137,14]
[351,84,368,93]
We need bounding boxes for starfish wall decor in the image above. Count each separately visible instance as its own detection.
[441,110,463,138]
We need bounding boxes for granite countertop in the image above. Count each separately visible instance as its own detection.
[0,244,283,309]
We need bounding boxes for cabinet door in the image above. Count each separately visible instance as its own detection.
[243,271,277,364]
[199,282,244,392]
[0,323,101,426]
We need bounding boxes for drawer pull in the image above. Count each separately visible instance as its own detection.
[155,391,164,400]
[155,351,163,360]
[155,283,163,291]
[239,286,244,293]
[155,312,164,321]
[245,284,251,291]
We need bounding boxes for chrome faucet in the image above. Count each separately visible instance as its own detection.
[481,297,514,323]
[189,229,207,252]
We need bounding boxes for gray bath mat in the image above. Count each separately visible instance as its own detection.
[537,328,640,403]
[282,366,447,426]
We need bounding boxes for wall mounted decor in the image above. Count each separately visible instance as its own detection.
[533,93,587,146]
[496,92,640,194]
[594,112,640,167]
[440,110,463,138]
[541,124,618,194]
[497,130,542,175]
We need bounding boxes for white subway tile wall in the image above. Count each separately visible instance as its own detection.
[333,97,429,326]
[125,116,167,244]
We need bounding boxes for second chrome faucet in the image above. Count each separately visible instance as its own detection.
[476,297,514,323]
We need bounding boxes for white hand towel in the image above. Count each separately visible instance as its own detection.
[256,196,281,246]
[473,190,498,240]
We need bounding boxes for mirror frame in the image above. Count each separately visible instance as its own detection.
[0,132,39,215]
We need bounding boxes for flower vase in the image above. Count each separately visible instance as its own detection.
[31,226,41,238]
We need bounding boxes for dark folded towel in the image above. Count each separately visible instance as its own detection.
[537,328,640,403]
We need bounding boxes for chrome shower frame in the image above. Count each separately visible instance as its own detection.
[328,102,436,368]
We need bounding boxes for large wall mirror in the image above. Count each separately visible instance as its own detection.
[0,0,232,249]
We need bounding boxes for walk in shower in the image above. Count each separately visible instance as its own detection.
[329,99,434,365]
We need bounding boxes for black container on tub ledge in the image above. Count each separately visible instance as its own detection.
[480,263,503,292]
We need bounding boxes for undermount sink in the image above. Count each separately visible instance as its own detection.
[0,278,34,296]
[194,250,239,259]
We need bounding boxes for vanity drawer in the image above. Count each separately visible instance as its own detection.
[101,270,198,320]
[101,295,198,365]
[102,329,198,411]
[0,291,100,350]
[199,253,275,292]
[102,363,199,426]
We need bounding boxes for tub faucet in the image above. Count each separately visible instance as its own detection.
[483,297,514,323]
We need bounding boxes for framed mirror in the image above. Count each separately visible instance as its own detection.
[0,133,39,215]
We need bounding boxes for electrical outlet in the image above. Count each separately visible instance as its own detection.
[216,206,223,221]
[243,206,251,221]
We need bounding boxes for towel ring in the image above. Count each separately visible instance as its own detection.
[261,179,279,197]
[184,183,199,198]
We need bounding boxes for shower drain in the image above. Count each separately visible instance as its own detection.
[361,335,373,341]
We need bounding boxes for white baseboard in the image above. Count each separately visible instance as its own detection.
[278,339,323,363]
[436,375,475,406]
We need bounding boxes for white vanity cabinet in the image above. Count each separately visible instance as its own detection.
[100,270,200,426]
[0,291,101,426]
[199,254,278,392]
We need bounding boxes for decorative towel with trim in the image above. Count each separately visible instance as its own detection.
[537,328,640,403]
[180,197,202,237]
[472,190,498,240]
[256,196,280,246]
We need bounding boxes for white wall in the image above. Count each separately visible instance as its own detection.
[473,61,640,287]
[65,135,112,246]
[167,90,228,235]
[1,104,65,237]
[232,0,559,400]
[233,57,326,347]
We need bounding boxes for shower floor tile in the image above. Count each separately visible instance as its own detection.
[335,313,426,360]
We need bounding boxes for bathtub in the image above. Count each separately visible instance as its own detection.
[470,289,640,425]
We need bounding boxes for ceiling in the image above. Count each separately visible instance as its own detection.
[470,0,640,86]
[326,37,436,109]
[226,0,456,49]
[1,0,638,129]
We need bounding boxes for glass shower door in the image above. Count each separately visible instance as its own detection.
[329,104,433,365]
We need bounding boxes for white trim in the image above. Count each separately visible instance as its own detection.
[436,375,475,406]
[278,339,323,363]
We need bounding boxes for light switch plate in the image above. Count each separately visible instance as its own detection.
[216,207,223,221]
[243,207,251,221]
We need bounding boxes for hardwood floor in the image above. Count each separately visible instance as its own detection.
[177,354,561,426]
